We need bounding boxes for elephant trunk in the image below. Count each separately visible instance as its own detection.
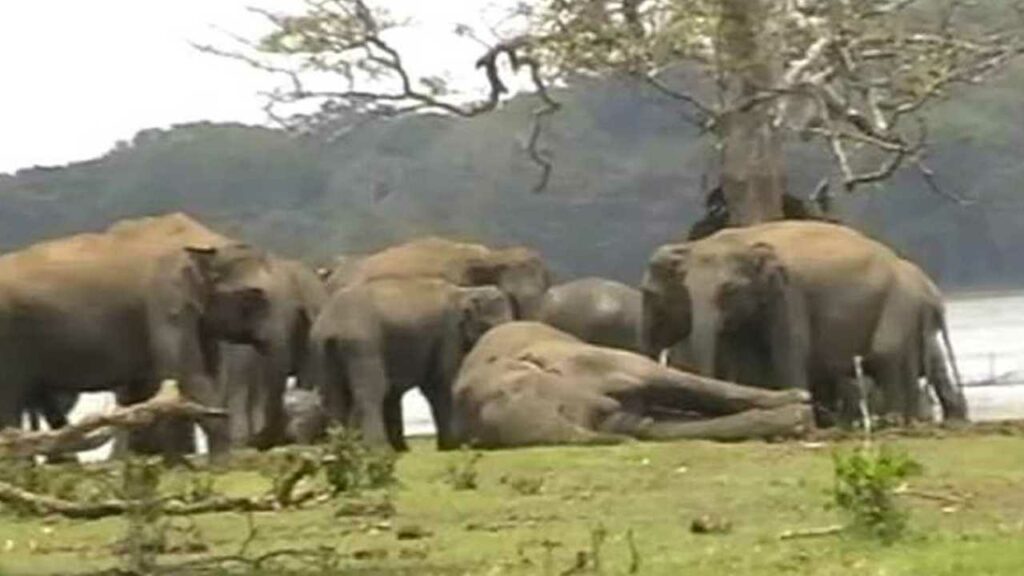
[688,305,720,378]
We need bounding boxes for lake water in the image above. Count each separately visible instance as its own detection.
[64,291,1024,461]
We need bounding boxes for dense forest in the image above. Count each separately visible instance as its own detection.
[1,65,1022,290]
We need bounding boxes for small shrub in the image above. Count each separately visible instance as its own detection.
[445,449,482,491]
[321,427,398,495]
[363,449,398,489]
[831,444,922,543]
[323,428,367,495]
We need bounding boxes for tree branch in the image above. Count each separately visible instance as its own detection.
[0,380,225,459]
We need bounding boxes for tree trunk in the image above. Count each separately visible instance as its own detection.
[717,0,786,226]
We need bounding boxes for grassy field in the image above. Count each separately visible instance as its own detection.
[1,428,1023,575]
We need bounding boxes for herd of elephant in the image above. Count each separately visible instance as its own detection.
[1,213,967,458]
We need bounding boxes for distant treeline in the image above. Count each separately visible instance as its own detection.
[2,67,1022,291]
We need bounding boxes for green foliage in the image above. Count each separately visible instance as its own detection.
[831,444,923,543]
[445,449,482,491]
[321,427,398,495]
[2,57,1024,288]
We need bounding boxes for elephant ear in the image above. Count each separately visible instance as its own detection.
[747,242,789,307]
[645,244,690,285]
[457,288,510,350]
[463,256,500,285]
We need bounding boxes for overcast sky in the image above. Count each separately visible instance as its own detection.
[0,0,518,174]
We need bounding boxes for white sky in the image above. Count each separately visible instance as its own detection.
[0,0,519,174]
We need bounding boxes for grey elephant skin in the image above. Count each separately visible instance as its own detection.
[539,277,642,352]
[220,256,327,449]
[320,237,551,319]
[450,322,814,449]
[282,387,328,444]
[305,277,514,451]
[0,213,282,458]
[642,220,966,425]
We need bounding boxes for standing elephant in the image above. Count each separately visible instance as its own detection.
[538,278,643,352]
[450,322,814,449]
[221,257,328,449]
[0,213,286,459]
[642,221,964,425]
[319,237,551,318]
[305,277,513,451]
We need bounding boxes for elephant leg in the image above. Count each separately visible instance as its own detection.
[637,403,815,441]
[590,348,810,417]
[345,348,390,447]
[383,391,407,451]
[870,353,915,425]
[250,360,289,451]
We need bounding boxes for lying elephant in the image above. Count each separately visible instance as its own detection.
[539,277,642,352]
[451,322,814,449]
[305,277,514,451]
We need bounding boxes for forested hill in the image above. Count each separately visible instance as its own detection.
[2,65,1023,291]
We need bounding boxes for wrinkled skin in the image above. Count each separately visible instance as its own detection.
[319,237,551,319]
[451,322,814,449]
[305,277,514,451]
[220,257,327,450]
[539,277,642,352]
[0,213,280,460]
[642,221,964,425]
[283,387,328,444]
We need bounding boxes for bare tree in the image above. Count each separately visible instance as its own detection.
[199,0,1024,225]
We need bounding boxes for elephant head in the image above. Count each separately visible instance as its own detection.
[184,243,274,349]
[457,286,515,350]
[465,248,551,320]
[641,238,791,380]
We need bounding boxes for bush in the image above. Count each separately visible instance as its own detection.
[831,444,922,543]
[322,427,398,495]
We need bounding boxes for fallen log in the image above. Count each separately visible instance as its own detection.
[0,380,226,458]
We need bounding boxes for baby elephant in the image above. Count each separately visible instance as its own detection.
[305,277,513,451]
[283,387,328,445]
[451,322,814,449]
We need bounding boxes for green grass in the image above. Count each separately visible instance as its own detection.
[1,432,1024,575]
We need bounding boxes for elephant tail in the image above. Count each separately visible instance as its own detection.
[927,306,968,421]
[935,311,963,392]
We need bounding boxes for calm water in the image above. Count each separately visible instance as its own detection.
[65,291,1024,461]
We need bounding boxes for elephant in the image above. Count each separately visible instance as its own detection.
[641,220,964,426]
[283,387,328,445]
[220,257,328,449]
[319,237,551,318]
[538,277,643,352]
[305,277,514,451]
[0,213,286,459]
[450,322,814,449]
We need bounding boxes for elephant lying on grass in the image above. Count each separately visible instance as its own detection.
[451,322,814,449]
